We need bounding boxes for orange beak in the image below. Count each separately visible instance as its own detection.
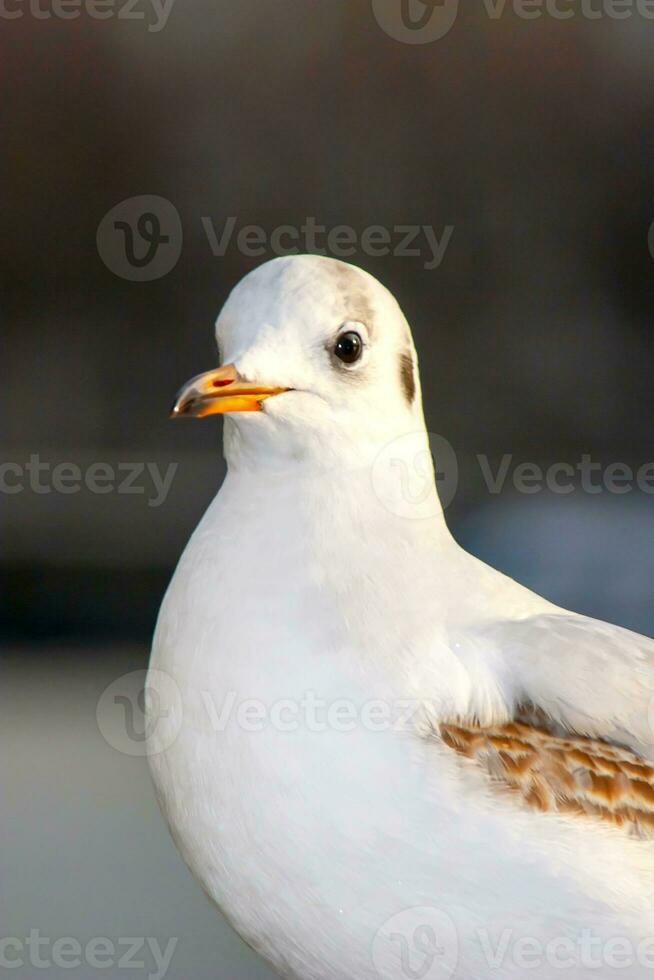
[171,364,289,418]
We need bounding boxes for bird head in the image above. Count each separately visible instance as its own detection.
[172,255,427,469]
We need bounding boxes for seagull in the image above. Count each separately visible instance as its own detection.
[148,255,654,980]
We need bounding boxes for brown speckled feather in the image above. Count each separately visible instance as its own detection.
[440,711,654,839]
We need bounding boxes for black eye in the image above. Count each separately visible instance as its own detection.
[333,331,363,365]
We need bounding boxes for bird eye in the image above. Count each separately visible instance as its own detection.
[333,330,363,365]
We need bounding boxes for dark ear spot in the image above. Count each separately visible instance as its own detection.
[399,351,416,404]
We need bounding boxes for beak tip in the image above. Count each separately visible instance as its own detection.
[170,363,287,419]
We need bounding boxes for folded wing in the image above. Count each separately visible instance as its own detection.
[440,611,654,838]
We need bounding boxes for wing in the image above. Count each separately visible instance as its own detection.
[440,716,654,839]
[479,612,654,757]
[439,611,654,838]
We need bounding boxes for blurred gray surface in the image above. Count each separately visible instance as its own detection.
[2,649,276,980]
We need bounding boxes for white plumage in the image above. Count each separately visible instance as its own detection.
[148,255,654,979]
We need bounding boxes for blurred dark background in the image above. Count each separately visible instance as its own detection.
[3,2,654,977]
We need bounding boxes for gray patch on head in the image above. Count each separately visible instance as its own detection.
[399,351,416,403]
[329,261,376,330]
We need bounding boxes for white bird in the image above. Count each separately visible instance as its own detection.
[148,255,654,980]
